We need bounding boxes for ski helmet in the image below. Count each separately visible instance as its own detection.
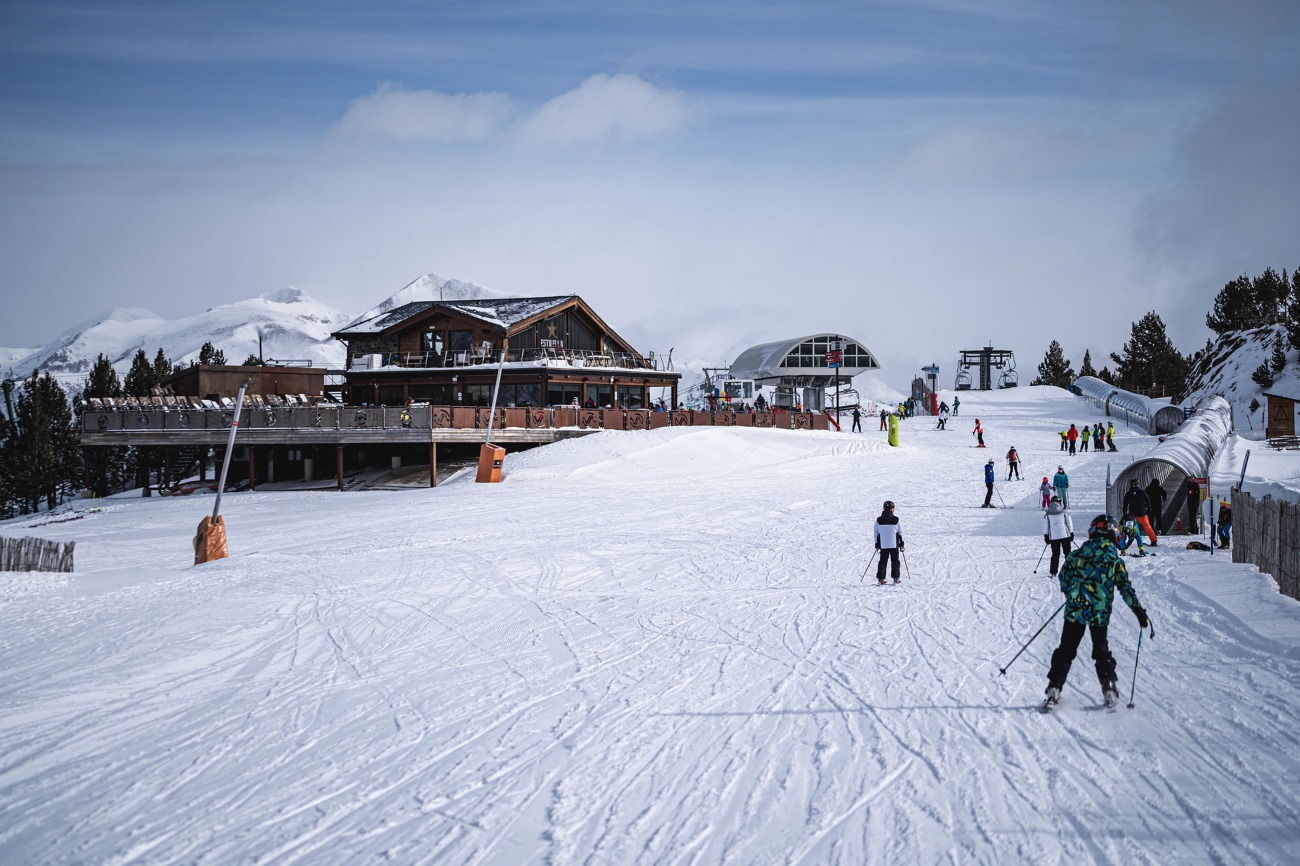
[882,500,895,511]
[1129,478,1140,487]
[1088,514,1119,544]
[987,459,994,464]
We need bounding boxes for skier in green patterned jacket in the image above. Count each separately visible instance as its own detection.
[1043,514,1150,710]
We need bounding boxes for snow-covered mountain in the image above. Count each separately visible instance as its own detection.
[1181,324,1299,437]
[2,287,354,383]
[0,273,518,388]
[342,273,506,330]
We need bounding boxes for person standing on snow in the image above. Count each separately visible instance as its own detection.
[1006,446,1022,480]
[851,406,862,433]
[1121,478,1158,546]
[1146,477,1168,534]
[1042,515,1150,711]
[973,418,986,448]
[1106,422,1118,451]
[1043,494,1074,576]
[880,408,889,431]
[937,405,949,430]
[874,500,904,584]
[1094,422,1105,452]
[983,459,997,507]
[1067,424,1079,455]
[1053,466,1070,509]
[1040,476,1053,510]
[952,395,960,416]
[1059,430,1069,452]
[1215,499,1232,549]
[1184,476,1201,534]
[1080,424,1091,452]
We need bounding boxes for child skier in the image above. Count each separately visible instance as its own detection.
[1117,518,1146,557]
[874,500,904,584]
[1080,425,1091,452]
[1040,476,1053,510]
[973,419,985,447]
[1106,422,1117,451]
[1043,515,1150,712]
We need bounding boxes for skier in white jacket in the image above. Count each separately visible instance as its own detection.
[1043,495,1075,577]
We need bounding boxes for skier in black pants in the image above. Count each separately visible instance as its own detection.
[874,500,904,584]
[851,407,861,432]
[1043,515,1149,711]
[982,459,996,507]
[1145,477,1168,534]
[1184,476,1201,534]
[1043,494,1074,576]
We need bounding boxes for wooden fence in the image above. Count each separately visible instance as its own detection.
[1231,489,1300,601]
[0,535,76,573]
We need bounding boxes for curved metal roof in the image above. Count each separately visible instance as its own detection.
[728,334,880,381]
[1071,376,1185,435]
[1105,396,1233,528]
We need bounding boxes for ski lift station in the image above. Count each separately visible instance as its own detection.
[726,334,880,411]
[954,346,1018,390]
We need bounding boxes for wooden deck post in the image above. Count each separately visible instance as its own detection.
[430,441,437,487]
[248,445,256,490]
[336,445,344,491]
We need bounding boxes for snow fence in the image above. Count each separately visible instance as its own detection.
[1071,376,1186,436]
[1106,395,1234,532]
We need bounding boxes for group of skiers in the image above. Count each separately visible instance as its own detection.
[1060,422,1117,455]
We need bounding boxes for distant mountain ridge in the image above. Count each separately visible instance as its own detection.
[1,273,514,388]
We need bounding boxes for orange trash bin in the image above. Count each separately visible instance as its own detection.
[476,443,505,483]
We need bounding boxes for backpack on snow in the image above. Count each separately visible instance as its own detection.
[1186,541,1212,551]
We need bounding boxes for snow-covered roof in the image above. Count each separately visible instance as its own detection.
[337,297,577,336]
[728,334,880,381]
[1071,376,1184,435]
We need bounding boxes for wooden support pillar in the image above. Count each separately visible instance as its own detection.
[81,447,91,491]
[164,447,172,490]
[336,445,344,491]
[248,444,256,490]
[430,441,437,487]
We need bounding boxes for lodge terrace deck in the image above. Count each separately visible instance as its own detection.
[79,398,833,490]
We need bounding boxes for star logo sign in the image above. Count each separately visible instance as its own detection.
[547,321,558,339]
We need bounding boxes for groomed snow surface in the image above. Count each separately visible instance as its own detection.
[2,386,1299,865]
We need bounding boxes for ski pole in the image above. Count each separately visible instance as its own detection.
[1127,622,1154,709]
[901,548,912,580]
[860,549,878,581]
[1032,541,1049,574]
[995,485,1008,508]
[997,602,1065,676]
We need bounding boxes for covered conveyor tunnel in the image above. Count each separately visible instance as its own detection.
[1072,376,1186,436]
[1106,396,1233,532]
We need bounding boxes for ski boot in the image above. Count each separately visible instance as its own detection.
[1102,681,1119,710]
[1042,687,1061,713]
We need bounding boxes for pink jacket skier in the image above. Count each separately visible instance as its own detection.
[1040,477,1053,510]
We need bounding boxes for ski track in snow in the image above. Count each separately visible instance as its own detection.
[1,388,1299,864]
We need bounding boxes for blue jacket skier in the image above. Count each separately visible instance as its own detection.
[1052,467,1070,509]
[982,459,996,508]
[1043,515,1150,710]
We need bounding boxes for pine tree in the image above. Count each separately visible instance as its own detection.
[123,349,155,396]
[1032,340,1075,388]
[1097,366,1116,385]
[198,341,226,365]
[242,353,264,367]
[1109,311,1189,397]
[1251,362,1275,388]
[1287,268,1300,352]
[1271,338,1288,374]
[1079,350,1096,378]
[151,348,174,391]
[80,355,128,497]
[1206,267,1291,335]
[7,371,79,512]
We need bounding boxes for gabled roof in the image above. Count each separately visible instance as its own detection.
[335,296,577,337]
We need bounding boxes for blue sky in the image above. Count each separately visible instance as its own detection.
[1,0,1297,386]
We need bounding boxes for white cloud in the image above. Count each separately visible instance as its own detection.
[333,81,512,143]
[516,73,691,146]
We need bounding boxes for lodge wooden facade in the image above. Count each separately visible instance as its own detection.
[333,295,681,410]
[161,364,325,402]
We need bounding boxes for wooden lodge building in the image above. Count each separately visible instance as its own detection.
[334,295,680,410]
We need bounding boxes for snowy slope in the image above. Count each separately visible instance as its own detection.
[1,385,1299,864]
[1182,324,1300,437]
[4,288,353,382]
